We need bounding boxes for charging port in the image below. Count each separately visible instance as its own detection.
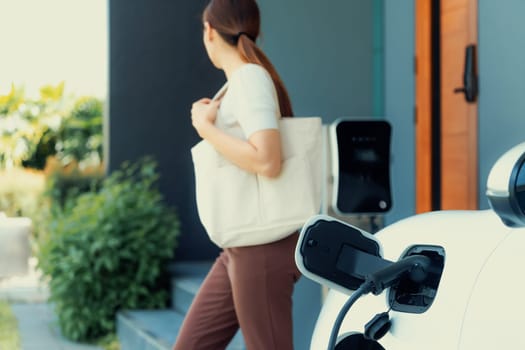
[388,245,445,314]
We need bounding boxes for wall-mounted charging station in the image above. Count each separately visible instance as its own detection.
[330,118,392,215]
[322,118,392,233]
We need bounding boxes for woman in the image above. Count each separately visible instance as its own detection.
[173,0,301,349]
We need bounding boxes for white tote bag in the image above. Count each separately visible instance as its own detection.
[191,116,323,248]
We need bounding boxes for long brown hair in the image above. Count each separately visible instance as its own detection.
[203,0,294,117]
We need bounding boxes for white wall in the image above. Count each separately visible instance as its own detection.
[0,0,107,98]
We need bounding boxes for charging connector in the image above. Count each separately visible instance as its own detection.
[388,245,445,314]
[327,254,434,350]
[366,254,432,295]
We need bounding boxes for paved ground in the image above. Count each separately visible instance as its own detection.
[11,303,103,350]
[0,258,102,350]
[0,258,49,303]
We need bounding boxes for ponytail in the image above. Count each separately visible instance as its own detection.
[203,0,294,117]
[237,35,294,117]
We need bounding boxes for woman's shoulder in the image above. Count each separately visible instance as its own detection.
[238,63,269,74]
[232,64,272,84]
[229,63,276,99]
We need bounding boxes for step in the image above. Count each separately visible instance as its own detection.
[171,275,204,314]
[117,309,245,350]
[118,261,245,350]
[117,309,182,350]
[117,261,320,350]
[169,261,212,314]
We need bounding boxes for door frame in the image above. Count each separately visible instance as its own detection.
[415,0,479,212]
[415,0,441,213]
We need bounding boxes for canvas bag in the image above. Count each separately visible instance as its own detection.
[191,116,323,248]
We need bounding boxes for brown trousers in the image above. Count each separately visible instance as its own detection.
[172,233,301,350]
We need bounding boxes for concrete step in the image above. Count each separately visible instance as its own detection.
[117,309,246,350]
[169,261,211,314]
[117,260,322,350]
[171,275,204,314]
[117,309,182,350]
[117,261,245,350]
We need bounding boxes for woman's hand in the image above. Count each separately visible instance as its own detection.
[191,98,281,177]
[191,98,220,138]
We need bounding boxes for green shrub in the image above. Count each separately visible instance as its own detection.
[43,158,105,211]
[29,159,105,246]
[37,158,180,342]
[56,96,103,167]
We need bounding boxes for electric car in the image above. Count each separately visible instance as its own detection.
[297,142,525,349]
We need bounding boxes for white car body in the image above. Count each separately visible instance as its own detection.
[305,141,525,349]
[310,209,525,349]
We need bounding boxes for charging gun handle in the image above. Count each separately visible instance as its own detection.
[366,254,431,295]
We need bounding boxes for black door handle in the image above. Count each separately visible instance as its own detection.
[454,44,478,103]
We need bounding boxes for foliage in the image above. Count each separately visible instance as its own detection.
[96,333,121,350]
[0,301,21,350]
[56,96,103,167]
[0,83,67,169]
[0,82,104,170]
[21,128,58,170]
[28,157,106,245]
[43,157,105,212]
[37,158,180,342]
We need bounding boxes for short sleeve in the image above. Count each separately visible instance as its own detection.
[230,64,280,138]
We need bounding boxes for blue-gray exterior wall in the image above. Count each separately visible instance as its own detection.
[108,0,223,261]
[478,0,525,209]
[257,0,375,123]
[383,0,416,224]
[256,2,377,349]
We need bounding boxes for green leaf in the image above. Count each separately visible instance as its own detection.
[37,157,180,342]
[39,82,65,102]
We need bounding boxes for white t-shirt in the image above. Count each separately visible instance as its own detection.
[215,63,280,139]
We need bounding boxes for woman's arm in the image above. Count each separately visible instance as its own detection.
[191,98,282,178]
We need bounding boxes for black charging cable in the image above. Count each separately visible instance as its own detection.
[326,280,374,350]
[326,254,431,350]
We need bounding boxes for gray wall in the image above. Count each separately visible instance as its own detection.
[255,2,377,348]
[258,0,375,122]
[383,0,416,224]
[478,0,525,209]
[108,0,223,261]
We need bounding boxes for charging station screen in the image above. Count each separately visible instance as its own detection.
[334,120,392,214]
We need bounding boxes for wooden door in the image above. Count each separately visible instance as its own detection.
[415,0,478,212]
[440,0,478,210]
